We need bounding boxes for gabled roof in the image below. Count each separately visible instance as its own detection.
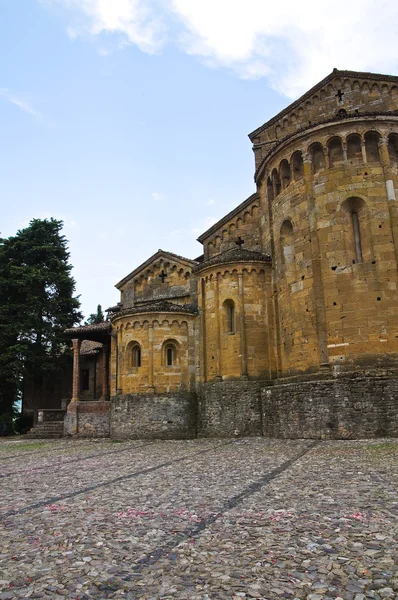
[115,249,199,290]
[248,68,398,141]
[197,193,259,243]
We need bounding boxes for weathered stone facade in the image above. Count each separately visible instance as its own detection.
[64,69,398,439]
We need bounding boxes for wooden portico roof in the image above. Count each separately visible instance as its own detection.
[65,321,112,344]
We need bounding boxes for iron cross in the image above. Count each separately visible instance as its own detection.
[159,269,168,283]
[335,89,344,102]
[235,236,244,248]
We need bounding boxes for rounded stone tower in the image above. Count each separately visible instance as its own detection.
[248,70,398,438]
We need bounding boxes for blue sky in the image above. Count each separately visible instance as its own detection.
[1,0,397,318]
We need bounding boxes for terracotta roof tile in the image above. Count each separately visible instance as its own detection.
[111,300,198,319]
[193,248,271,272]
[80,340,103,355]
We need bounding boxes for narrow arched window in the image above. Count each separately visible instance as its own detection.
[341,197,366,264]
[166,346,173,366]
[132,344,141,367]
[346,133,362,161]
[280,220,294,266]
[310,142,325,173]
[388,133,398,167]
[364,131,380,162]
[280,159,291,189]
[272,168,281,196]
[328,137,344,167]
[351,211,363,263]
[164,342,178,366]
[223,300,235,333]
[291,152,304,180]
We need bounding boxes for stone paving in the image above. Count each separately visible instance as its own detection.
[0,438,397,600]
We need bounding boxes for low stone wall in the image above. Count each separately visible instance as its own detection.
[64,401,111,437]
[110,393,197,439]
[262,376,398,439]
[198,380,264,437]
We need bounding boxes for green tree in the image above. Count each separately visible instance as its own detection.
[0,219,82,418]
[85,304,105,325]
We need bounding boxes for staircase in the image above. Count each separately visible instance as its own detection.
[25,409,65,439]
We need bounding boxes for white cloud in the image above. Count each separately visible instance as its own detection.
[205,198,215,206]
[170,0,398,98]
[45,0,165,53]
[41,0,398,98]
[151,191,164,201]
[0,89,42,119]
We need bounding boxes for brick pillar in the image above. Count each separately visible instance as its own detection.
[147,323,155,392]
[238,272,248,378]
[100,344,110,401]
[379,138,398,270]
[71,338,81,402]
[303,154,329,368]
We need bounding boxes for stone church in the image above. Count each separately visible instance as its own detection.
[46,68,398,439]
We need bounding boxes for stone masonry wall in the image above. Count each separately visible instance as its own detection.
[198,380,263,437]
[64,401,110,437]
[262,376,398,439]
[111,393,197,439]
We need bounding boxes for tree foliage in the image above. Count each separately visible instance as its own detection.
[0,219,82,416]
[85,304,105,325]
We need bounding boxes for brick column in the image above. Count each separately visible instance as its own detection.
[238,272,248,378]
[71,338,81,402]
[303,154,329,368]
[147,323,155,392]
[100,344,110,401]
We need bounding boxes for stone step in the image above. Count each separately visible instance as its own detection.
[25,421,65,439]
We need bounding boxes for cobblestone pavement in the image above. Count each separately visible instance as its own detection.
[0,438,397,600]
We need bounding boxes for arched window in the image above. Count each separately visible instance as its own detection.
[280,220,294,266]
[272,168,281,196]
[291,152,304,180]
[163,341,178,366]
[310,142,325,173]
[351,211,363,263]
[346,134,362,161]
[341,197,367,264]
[280,159,291,189]
[267,177,274,203]
[223,299,235,333]
[364,131,381,162]
[166,346,174,366]
[131,344,141,367]
[388,133,398,167]
[328,137,344,167]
